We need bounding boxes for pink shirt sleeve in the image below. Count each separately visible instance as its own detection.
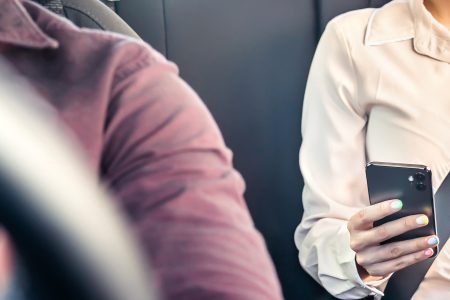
[100,43,283,300]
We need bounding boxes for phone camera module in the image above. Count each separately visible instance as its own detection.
[416,183,427,191]
[414,173,426,181]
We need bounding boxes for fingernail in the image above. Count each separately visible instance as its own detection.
[424,248,434,257]
[391,200,403,210]
[428,236,440,245]
[416,215,429,225]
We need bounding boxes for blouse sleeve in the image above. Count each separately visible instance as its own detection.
[294,18,388,299]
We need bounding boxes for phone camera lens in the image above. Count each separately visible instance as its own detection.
[414,173,426,181]
[416,183,427,191]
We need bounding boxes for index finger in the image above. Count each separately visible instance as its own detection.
[349,199,403,230]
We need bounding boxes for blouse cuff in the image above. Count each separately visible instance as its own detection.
[336,224,392,298]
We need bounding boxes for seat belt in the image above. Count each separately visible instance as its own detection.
[383,171,450,299]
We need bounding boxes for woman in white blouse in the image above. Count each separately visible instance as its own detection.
[295,0,450,299]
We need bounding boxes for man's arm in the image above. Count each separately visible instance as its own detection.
[0,230,12,292]
[101,42,282,300]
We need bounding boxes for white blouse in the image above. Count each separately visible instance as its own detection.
[295,0,450,299]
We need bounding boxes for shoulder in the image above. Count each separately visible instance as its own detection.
[323,0,413,49]
[323,8,374,47]
[329,7,375,31]
[58,26,170,76]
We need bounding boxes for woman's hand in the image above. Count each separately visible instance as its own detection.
[347,200,439,281]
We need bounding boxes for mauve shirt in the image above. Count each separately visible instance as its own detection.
[0,0,283,299]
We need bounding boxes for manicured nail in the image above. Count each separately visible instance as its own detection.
[427,236,440,245]
[416,215,429,225]
[391,200,403,210]
[424,248,434,257]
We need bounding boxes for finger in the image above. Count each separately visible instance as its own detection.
[349,199,403,231]
[357,235,439,266]
[365,248,434,277]
[361,214,430,245]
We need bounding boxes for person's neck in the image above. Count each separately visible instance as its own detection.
[424,0,450,31]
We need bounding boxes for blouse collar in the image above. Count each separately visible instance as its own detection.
[365,0,450,63]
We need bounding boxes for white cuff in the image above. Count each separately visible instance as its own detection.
[347,257,392,297]
[336,225,392,298]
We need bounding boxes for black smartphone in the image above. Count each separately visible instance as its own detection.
[366,162,438,256]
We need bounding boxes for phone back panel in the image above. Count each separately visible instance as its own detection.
[366,162,436,245]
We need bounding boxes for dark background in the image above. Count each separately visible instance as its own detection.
[117,1,390,298]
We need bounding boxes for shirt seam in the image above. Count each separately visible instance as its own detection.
[114,52,154,82]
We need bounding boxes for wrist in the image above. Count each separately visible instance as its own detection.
[356,258,384,282]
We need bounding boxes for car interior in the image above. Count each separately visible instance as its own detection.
[3,0,411,299]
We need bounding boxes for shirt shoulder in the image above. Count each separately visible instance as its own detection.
[324,8,375,51]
